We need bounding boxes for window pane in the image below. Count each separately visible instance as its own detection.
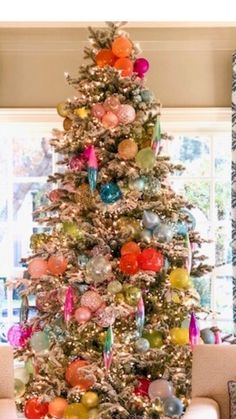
[13,137,53,177]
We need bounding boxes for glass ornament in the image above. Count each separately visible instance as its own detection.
[153,223,174,243]
[138,248,164,272]
[24,398,49,419]
[14,378,26,399]
[164,396,184,417]
[102,111,119,129]
[116,104,136,124]
[48,397,68,419]
[170,328,189,345]
[200,328,215,344]
[95,306,116,328]
[169,268,190,289]
[114,56,133,77]
[69,154,86,172]
[64,403,88,419]
[86,255,112,283]
[121,241,141,256]
[74,306,92,324]
[91,103,105,120]
[95,48,116,68]
[125,286,141,306]
[56,101,69,118]
[8,324,32,348]
[135,147,156,170]
[119,253,139,275]
[62,221,81,239]
[148,379,173,401]
[176,220,188,236]
[28,258,48,278]
[66,359,95,390]
[14,367,30,384]
[100,182,122,204]
[129,176,146,192]
[144,177,161,195]
[135,337,150,353]
[103,96,121,113]
[141,229,152,243]
[142,210,160,230]
[30,331,50,353]
[118,139,138,160]
[134,58,150,77]
[81,291,103,312]
[81,391,99,409]
[117,217,141,239]
[142,330,163,348]
[134,377,151,397]
[48,254,67,276]
[112,36,132,58]
[107,280,122,294]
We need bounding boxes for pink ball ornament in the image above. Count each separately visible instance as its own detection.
[116,104,136,125]
[69,154,86,172]
[134,58,150,77]
[103,96,121,114]
[48,189,64,202]
[95,306,116,328]
[80,291,103,312]
[102,112,119,129]
[7,324,32,348]
[74,306,92,324]
[91,103,106,120]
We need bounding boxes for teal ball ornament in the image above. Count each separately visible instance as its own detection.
[200,328,215,344]
[100,183,122,204]
[164,396,184,417]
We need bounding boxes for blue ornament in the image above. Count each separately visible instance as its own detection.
[164,396,184,417]
[100,183,122,204]
[153,223,174,243]
[200,328,215,344]
[176,220,188,236]
[88,167,97,192]
[180,208,196,231]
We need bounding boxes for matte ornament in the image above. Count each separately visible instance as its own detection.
[81,392,99,409]
[138,248,164,272]
[153,223,174,243]
[141,90,152,103]
[121,241,141,256]
[24,398,49,419]
[164,396,184,417]
[56,101,69,118]
[112,36,132,58]
[134,377,151,397]
[28,258,48,278]
[103,96,121,113]
[200,328,215,344]
[116,104,136,124]
[14,378,26,399]
[75,306,92,324]
[64,403,89,419]
[134,58,150,77]
[30,331,50,353]
[102,111,119,129]
[64,286,74,324]
[135,338,150,353]
[8,324,32,348]
[48,254,67,276]
[125,286,141,306]
[100,182,122,204]
[48,397,68,419]
[143,330,163,348]
[135,147,156,170]
[95,48,116,68]
[142,210,160,230]
[118,138,138,160]
[169,268,190,289]
[14,367,30,384]
[63,117,72,131]
[91,103,106,120]
[170,328,189,345]
[120,253,139,275]
[86,255,112,283]
[81,291,103,312]
[148,379,173,401]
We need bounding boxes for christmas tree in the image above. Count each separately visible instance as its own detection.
[10,22,212,419]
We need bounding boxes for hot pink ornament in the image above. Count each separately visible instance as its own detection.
[80,290,103,312]
[82,145,93,160]
[69,154,86,172]
[214,330,222,344]
[103,96,121,113]
[134,58,150,78]
[7,324,32,348]
[116,104,136,125]
[102,112,119,129]
[74,306,92,324]
[64,286,74,324]
[91,103,106,120]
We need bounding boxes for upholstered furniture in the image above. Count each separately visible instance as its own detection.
[183,344,236,419]
[0,345,17,419]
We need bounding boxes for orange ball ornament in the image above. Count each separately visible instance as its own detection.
[28,258,48,278]
[95,48,116,68]
[118,139,138,160]
[119,253,139,275]
[48,397,68,419]
[66,360,95,390]
[121,241,141,256]
[48,254,67,276]
[112,36,132,58]
[114,58,133,77]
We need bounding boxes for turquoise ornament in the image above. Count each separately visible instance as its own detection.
[100,183,122,204]
[176,220,188,236]
[164,396,184,417]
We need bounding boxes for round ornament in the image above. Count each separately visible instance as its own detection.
[86,255,112,283]
[28,258,48,278]
[121,241,141,256]
[135,338,150,353]
[64,403,88,419]
[102,111,119,129]
[148,379,173,401]
[129,177,146,192]
[62,221,81,240]
[69,154,86,172]
[117,217,141,239]
[164,396,184,417]
[48,397,68,419]
[14,367,30,385]
[135,147,156,170]
[112,36,132,58]
[125,286,141,306]
[153,223,174,243]
[141,229,153,243]
[100,182,122,204]
[169,268,190,289]
[63,117,72,131]
[24,398,49,419]
[81,391,99,409]
[30,331,50,353]
[88,408,99,419]
[95,306,116,328]
[142,330,163,348]
[200,328,215,344]
[57,102,69,118]
[48,254,67,276]
[48,188,64,202]
[114,292,125,303]
[25,358,35,375]
[91,103,106,120]
[95,48,116,68]
[134,58,150,77]
[14,378,26,399]
[141,90,152,103]
[138,248,164,272]
[142,210,160,230]
[8,324,32,348]
[120,253,139,275]
[116,104,136,124]
[103,96,121,113]
[170,328,189,345]
[81,291,103,312]
[74,307,92,324]
[118,139,138,160]
[107,280,123,294]
[66,359,95,391]
[134,377,151,397]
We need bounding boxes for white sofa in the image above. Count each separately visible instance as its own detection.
[0,345,17,419]
[182,344,236,419]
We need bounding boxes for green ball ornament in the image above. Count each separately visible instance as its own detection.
[14,378,26,399]
[62,221,81,239]
[143,330,164,348]
[107,280,123,294]
[135,147,156,170]
[125,286,141,306]
[30,331,50,353]
[25,358,35,375]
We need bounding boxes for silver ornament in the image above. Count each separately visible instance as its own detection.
[86,255,112,283]
[142,210,160,230]
[153,223,174,243]
[135,337,150,353]
[141,229,153,243]
[129,177,146,192]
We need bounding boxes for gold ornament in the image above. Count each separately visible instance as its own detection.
[88,409,99,419]
[118,139,138,160]
[63,117,73,131]
[125,286,141,306]
[30,233,51,251]
[114,292,125,303]
[169,268,191,289]
[116,217,141,240]
[81,391,99,409]
[56,101,69,118]
[170,328,189,345]
[142,330,163,348]
[74,107,90,119]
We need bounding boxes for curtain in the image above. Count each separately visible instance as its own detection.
[232,52,236,330]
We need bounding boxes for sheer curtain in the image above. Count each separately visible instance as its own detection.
[232,52,236,331]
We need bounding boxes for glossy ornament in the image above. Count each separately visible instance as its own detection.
[118,139,138,160]
[25,358,35,375]
[86,255,112,283]
[69,154,86,172]
[129,177,146,192]
[14,367,30,384]
[170,328,189,345]
[142,210,160,230]
[95,48,116,68]
[153,223,174,243]
[116,104,136,124]
[142,330,163,348]
[75,306,92,324]
[28,258,48,278]
[30,331,50,353]
[24,398,49,419]
[189,312,200,346]
[120,253,139,275]
[91,103,105,120]
[141,229,152,243]
[103,325,113,371]
[88,408,99,419]
[148,379,173,401]
[48,188,64,202]
[64,403,88,419]
[48,397,68,419]
[117,217,141,239]
[48,254,67,276]
[200,328,215,344]
[100,182,122,204]
[81,392,99,409]
[74,107,89,119]
[121,241,141,256]
[136,296,145,336]
[104,96,121,113]
[138,248,164,272]
[102,111,119,129]
[169,268,190,289]
[180,208,196,231]
[64,286,74,324]
[81,291,103,312]
[114,292,125,303]
[107,280,122,294]
[135,337,150,353]
[14,378,26,398]
[135,147,156,170]
[134,377,151,397]
[30,233,49,251]
[112,36,132,58]
[88,145,98,192]
[63,117,72,131]
[164,396,184,417]
[8,324,32,348]
[62,221,81,240]
[125,286,141,306]
[57,101,69,118]
[66,360,95,390]
[134,58,149,77]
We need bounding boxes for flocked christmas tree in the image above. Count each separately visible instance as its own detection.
[9,22,213,419]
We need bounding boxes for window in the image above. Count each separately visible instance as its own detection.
[0,108,232,343]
